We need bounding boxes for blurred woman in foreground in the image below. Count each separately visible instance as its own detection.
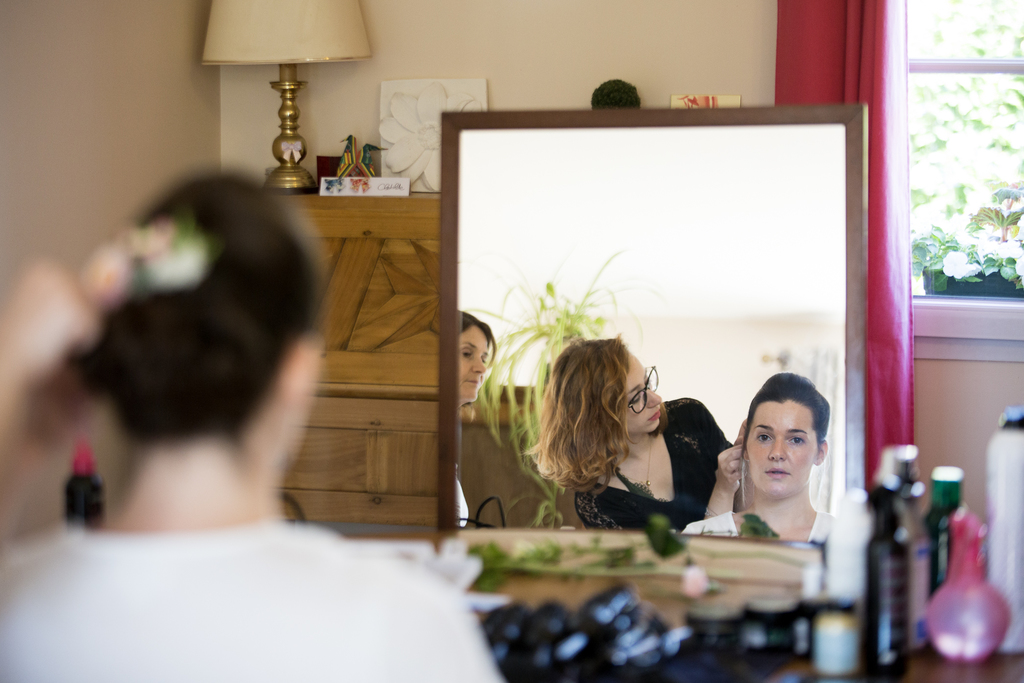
[0,176,500,682]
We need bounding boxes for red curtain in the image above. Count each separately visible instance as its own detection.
[776,0,913,484]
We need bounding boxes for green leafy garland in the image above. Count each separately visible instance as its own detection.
[738,514,780,539]
[468,513,788,592]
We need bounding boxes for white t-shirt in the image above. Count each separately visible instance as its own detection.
[682,510,835,543]
[0,521,502,683]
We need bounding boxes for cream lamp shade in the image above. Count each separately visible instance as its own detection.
[203,0,371,64]
[202,0,371,192]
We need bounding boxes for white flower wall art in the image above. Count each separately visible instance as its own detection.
[379,79,487,193]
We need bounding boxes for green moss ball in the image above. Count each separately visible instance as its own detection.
[591,80,641,109]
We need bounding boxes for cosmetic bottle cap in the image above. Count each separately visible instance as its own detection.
[890,444,920,463]
[1000,406,1024,428]
[875,445,919,484]
[72,439,96,477]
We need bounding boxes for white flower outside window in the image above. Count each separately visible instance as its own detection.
[976,237,998,257]
[994,240,1024,260]
[942,251,982,279]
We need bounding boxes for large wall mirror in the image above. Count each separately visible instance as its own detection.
[437,106,865,530]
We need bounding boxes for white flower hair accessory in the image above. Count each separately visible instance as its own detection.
[82,212,222,311]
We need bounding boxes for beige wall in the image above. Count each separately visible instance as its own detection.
[0,0,221,532]
[0,0,220,295]
[915,358,1024,522]
[219,0,779,176]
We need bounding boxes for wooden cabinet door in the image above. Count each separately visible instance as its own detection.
[282,196,441,526]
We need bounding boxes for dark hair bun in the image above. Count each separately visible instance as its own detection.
[78,175,320,440]
[744,372,831,445]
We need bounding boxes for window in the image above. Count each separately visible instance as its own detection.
[908,0,1024,361]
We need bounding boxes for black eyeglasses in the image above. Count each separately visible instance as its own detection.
[628,366,659,414]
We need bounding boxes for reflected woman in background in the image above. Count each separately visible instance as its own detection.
[683,372,835,543]
[456,312,494,525]
[534,336,743,529]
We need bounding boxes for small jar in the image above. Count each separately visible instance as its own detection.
[742,598,799,652]
[813,603,860,676]
[793,596,835,658]
[686,603,743,651]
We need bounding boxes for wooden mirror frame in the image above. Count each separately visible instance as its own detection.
[437,105,867,530]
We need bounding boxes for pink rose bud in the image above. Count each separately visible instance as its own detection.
[682,565,709,598]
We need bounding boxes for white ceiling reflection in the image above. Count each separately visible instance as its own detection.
[458,124,847,324]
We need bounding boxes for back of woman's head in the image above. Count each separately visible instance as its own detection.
[534,336,632,491]
[743,372,830,446]
[79,175,320,441]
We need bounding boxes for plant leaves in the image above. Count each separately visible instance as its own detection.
[602,546,637,568]
[469,542,512,591]
[972,207,1021,230]
[645,513,686,558]
[994,185,1024,206]
[739,514,780,539]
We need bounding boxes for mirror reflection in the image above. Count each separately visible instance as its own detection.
[681,372,835,543]
[454,119,850,530]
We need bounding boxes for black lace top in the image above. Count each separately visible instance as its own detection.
[574,398,730,530]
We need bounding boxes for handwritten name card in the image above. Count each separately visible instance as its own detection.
[320,177,411,197]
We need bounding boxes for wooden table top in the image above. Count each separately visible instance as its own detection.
[772,648,1024,682]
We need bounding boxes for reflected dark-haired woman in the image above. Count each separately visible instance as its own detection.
[533,336,743,530]
[456,311,494,525]
[683,372,835,543]
[0,176,502,682]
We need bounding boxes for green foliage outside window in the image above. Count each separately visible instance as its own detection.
[908,0,1024,293]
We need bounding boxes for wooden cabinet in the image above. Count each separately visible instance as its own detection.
[282,195,441,526]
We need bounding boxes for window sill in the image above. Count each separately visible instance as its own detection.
[914,296,1024,362]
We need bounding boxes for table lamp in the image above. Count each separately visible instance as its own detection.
[203,0,371,193]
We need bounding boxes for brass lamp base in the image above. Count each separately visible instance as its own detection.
[265,64,317,194]
[265,166,317,194]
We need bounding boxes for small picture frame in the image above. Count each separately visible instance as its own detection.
[670,95,742,109]
[319,177,410,197]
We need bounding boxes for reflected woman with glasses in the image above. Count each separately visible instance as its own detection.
[534,336,743,529]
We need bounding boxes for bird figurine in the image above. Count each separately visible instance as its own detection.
[357,143,379,177]
[336,136,379,178]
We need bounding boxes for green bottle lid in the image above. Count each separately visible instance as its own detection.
[930,466,963,508]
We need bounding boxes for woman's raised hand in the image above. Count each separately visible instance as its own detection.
[706,421,746,517]
[0,263,100,478]
[0,262,99,385]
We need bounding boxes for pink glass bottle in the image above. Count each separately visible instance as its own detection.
[925,508,1010,662]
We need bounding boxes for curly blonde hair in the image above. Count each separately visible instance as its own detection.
[534,336,639,492]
